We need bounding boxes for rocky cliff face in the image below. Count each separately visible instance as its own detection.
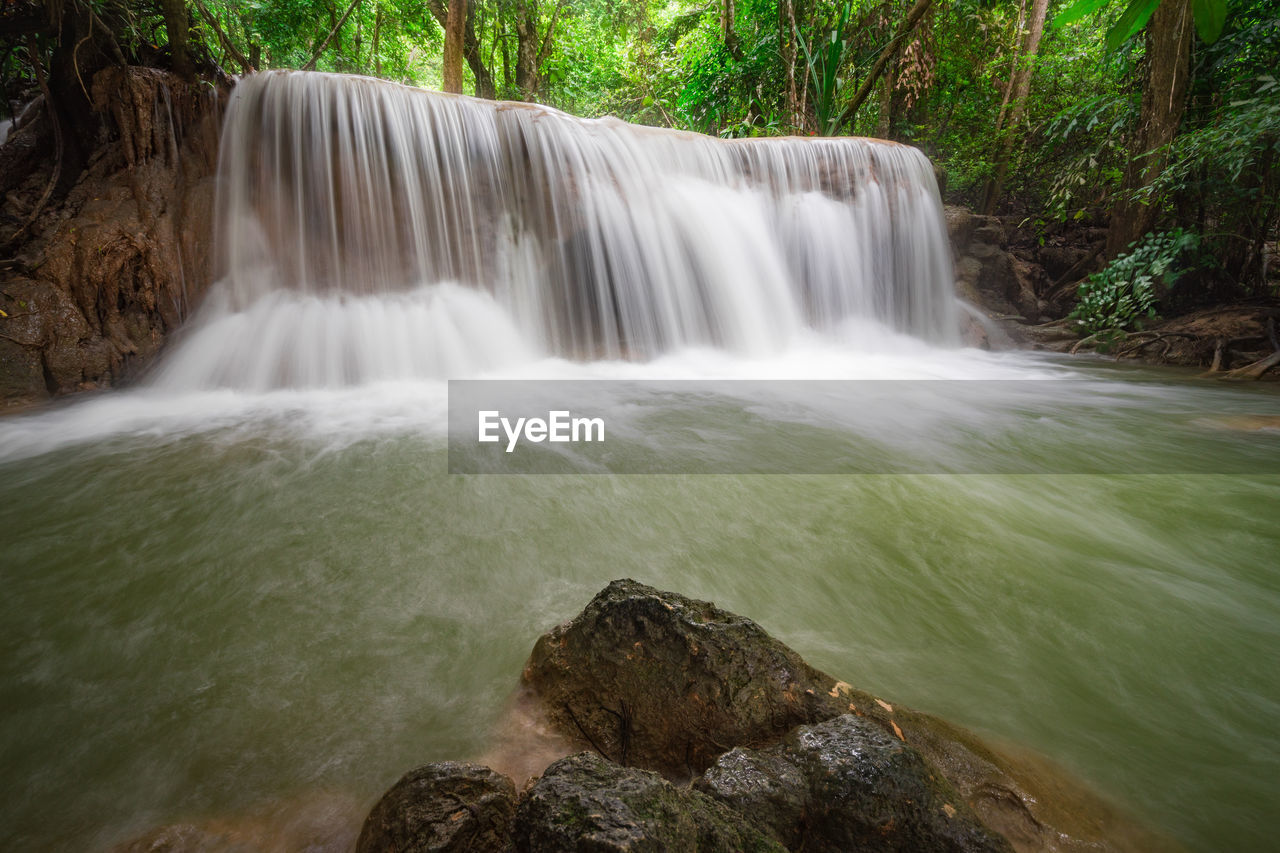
[0,67,223,409]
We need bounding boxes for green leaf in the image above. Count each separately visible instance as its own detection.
[1192,0,1226,43]
[1105,0,1160,52]
[1053,0,1113,29]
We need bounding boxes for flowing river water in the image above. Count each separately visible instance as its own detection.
[1,71,1278,851]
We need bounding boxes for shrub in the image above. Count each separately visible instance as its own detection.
[1070,228,1201,336]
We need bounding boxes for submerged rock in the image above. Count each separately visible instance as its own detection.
[356,762,516,853]
[513,751,782,852]
[695,714,1012,852]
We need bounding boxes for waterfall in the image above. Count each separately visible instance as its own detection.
[156,71,957,390]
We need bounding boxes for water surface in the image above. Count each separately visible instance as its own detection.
[2,351,1277,851]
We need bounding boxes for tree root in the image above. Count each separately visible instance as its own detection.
[1201,318,1280,380]
[1069,330,1119,354]
[1110,331,1200,360]
[1072,324,1278,379]
[1207,338,1225,373]
[1217,349,1280,380]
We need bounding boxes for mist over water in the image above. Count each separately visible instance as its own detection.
[1,71,1278,852]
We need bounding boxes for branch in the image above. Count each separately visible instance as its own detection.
[537,0,570,66]
[425,0,446,27]
[1069,328,1121,354]
[1203,338,1226,374]
[304,0,363,71]
[194,0,255,74]
[1045,240,1107,301]
[831,0,932,132]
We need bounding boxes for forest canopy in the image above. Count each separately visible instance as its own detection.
[2,0,1278,314]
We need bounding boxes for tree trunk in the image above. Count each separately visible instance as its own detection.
[427,0,494,98]
[875,0,899,138]
[722,0,740,57]
[443,0,467,93]
[372,3,382,76]
[981,0,1048,214]
[1106,0,1194,258]
[160,0,192,78]
[992,0,1028,136]
[464,3,495,98]
[779,0,799,130]
[515,0,539,100]
[876,60,897,138]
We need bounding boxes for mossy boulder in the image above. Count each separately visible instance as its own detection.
[518,579,1171,853]
[356,762,516,853]
[521,578,854,779]
[695,714,1013,852]
[513,751,783,852]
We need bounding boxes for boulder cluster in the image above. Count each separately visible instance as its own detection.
[357,579,1140,852]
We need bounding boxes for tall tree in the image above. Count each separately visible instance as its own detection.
[875,0,901,138]
[161,0,193,78]
[1106,0,1195,256]
[778,0,801,129]
[515,0,539,98]
[722,0,740,58]
[981,0,1050,213]
[443,0,468,92]
[427,0,495,97]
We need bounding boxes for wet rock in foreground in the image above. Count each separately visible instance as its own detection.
[516,579,1175,852]
[514,751,782,852]
[356,762,516,853]
[695,714,1012,852]
[521,578,852,779]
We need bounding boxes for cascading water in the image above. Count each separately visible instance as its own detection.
[154,70,956,390]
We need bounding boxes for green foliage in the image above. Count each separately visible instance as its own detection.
[795,2,852,136]
[1070,229,1201,334]
[914,0,1121,205]
[1040,92,1136,222]
[1141,2,1280,294]
[1193,0,1230,42]
[1105,0,1160,51]
[5,0,1273,313]
[1151,75,1278,192]
[673,0,793,136]
[1053,0,1228,50]
[1053,0,1113,28]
